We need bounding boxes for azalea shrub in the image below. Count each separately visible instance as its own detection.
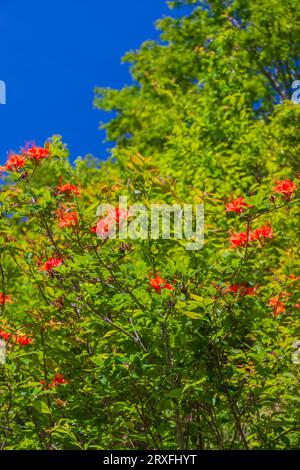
[1,0,300,450]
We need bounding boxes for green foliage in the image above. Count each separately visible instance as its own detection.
[1,0,300,450]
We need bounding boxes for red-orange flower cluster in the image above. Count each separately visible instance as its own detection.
[273,179,297,199]
[268,292,291,318]
[24,145,50,161]
[91,218,110,237]
[226,283,258,296]
[0,293,12,305]
[251,225,273,241]
[1,143,50,173]
[229,231,248,248]
[0,329,32,346]
[288,274,300,282]
[91,208,128,239]
[0,153,26,172]
[229,224,273,248]
[41,373,68,389]
[57,208,79,228]
[16,335,33,346]
[225,197,251,215]
[39,257,63,272]
[0,329,11,341]
[149,274,175,293]
[57,182,81,197]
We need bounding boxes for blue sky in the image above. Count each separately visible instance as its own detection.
[0,0,176,163]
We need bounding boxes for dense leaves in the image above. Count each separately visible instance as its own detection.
[0,0,300,449]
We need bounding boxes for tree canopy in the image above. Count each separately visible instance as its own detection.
[0,0,300,449]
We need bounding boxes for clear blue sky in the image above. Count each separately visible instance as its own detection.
[0,0,176,163]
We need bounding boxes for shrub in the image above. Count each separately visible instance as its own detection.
[0,0,300,450]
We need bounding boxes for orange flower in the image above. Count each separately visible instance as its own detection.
[25,145,50,161]
[268,294,289,318]
[229,224,273,249]
[251,224,273,242]
[273,179,297,199]
[39,257,63,272]
[0,329,11,341]
[57,209,79,228]
[288,274,300,282]
[51,373,68,387]
[0,153,26,172]
[91,208,128,239]
[40,373,68,389]
[226,283,258,296]
[225,197,251,215]
[91,218,110,238]
[0,293,11,305]
[229,231,248,248]
[149,274,175,293]
[16,335,33,346]
[107,208,128,224]
[57,182,81,197]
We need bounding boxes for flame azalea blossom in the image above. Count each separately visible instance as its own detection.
[288,274,300,281]
[268,292,290,318]
[0,293,12,305]
[50,373,68,387]
[57,209,79,228]
[16,335,33,346]
[225,197,251,214]
[107,208,128,224]
[273,179,297,199]
[39,257,63,272]
[226,283,258,296]
[229,231,248,248]
[251,225,273,242]
[149,274,175,293]
[40,373,68,389]
[24,145,50,161]
[230,225,273,248]
[57,183,81,197]
[91,208,129,239]
[91,218,111,238]
[0,153,26,172]
[268,297,286,318]
[0,329,11,341]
